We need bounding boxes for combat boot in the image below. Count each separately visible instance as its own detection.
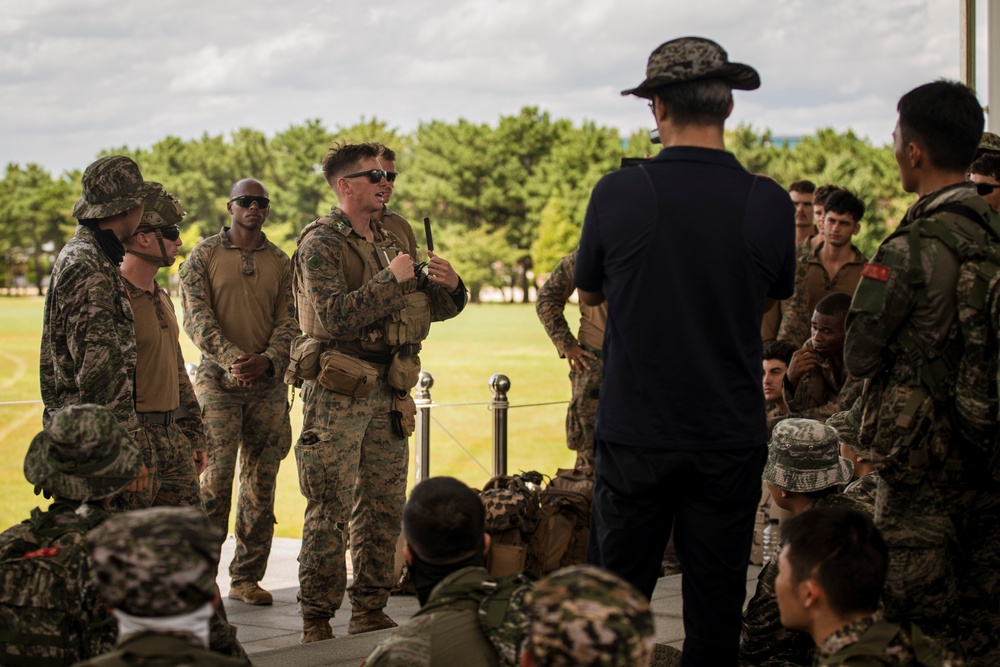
[348,610,397,634]
[300,618,333,644]
[228,581,273,605]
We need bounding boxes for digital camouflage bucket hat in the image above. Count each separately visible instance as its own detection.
[24,403,142,501]
[72,155,158,221]
[763,418,853,493]
[621,36,760,98]
[826,404,866,459]
[524,564,654,667]
[979,131,1000,155]
[88,506,223,617]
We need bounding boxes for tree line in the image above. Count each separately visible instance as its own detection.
[0,109,910,297]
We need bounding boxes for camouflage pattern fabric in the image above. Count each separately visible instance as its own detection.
[119,423,202,510]
[980,131,1000,155]
[762,419,853,493]
[523,564,653,667]
[827,401,866,459]
[775,341,864,427]
[73,631,248,667]
[843,471,879,514]
[621,36,759,97]
[0,500,117,664]
[71,155,157,221]
[40,224,140,434]
[815,612,961,667]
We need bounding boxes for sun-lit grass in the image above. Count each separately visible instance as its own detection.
[1,296,578,537]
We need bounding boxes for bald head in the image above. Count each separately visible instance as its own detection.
[230,179,268,198]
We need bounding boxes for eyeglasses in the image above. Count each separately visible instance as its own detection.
[974,182,999,196]
[136,225,181,241]
[343,169,397,184]
[229,195,271,208]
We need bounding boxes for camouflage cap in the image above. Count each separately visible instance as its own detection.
[72,155,158,221]
[622,36,760,98]
[826,406,864,458]
[979,131,1000,155]
[88,506,223,617]
[24,404,142,502]
[138,185,185,230]
[524,565,654,667]
[763,418,853,493]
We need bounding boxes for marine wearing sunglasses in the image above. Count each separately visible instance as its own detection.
[342,169,397,184]
[229,195,271,209]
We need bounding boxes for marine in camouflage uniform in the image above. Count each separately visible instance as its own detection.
[777,339,864,426]
[293,143,465,641]
[180,179,297,604]
[522,564,654,667]
[0,404,141,665]
[120,186,205,510]
[78,506,248,667]
[845,81,1000,664]
[40,156,157,437]
[815,612,961,667]
[535,250,607,473]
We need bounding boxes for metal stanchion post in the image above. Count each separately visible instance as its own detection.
[414,371,433,483]
[490,373,510,477]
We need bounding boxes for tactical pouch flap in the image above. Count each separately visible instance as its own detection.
[285,335,326,387]
[317,350,379,399]
[385,291,431,346]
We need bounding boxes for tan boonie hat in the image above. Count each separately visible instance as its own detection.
[72,155,158,221]
[138,185,185,230]
[24,404,142,501]
[88,506,222,617]
[622,36,760,98]
[525,564,655,667]
[763,418,853,493]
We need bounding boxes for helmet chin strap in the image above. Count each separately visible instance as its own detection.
[127,229,174,267]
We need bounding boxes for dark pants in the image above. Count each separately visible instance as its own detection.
[588,440,766,667]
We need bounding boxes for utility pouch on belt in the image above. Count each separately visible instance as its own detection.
[284,335,326,387]
[391,391,416,437]
[317,350,379,399]
[387,352,421,391]
[385,292,431,346]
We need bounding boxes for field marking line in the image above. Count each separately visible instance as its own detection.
[0,405,37,445]
[0,348,27,393]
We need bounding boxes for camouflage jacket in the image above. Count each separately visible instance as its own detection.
[364,567,501,667]
[844,184,998,485]
[777,341,864,425]
[779,242,868,348]
[0,500,116,664]
[740,493,873,667]
[179,227,297,376]
[40,225,138,432]
[843,472,879,514]
[816,612,961,666]
[535,251,607,355]
[74,631,249,666]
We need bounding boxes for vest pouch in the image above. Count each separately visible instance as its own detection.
[385,291,431,346]
[387,352,421,391]
[317,350,379,399]
[285,335,326,387]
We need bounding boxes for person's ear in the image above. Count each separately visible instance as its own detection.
[483,533,491,555]
[802,578,823,609]
[403,544,413,566]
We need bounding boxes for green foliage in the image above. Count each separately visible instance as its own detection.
[531,196,577,275]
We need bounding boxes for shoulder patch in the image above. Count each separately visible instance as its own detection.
[307,256,322,270]
[23,546,60,559]
[178,265,188,279]
[861,263,890,282]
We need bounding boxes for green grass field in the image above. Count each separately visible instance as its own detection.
[0,296,577,537]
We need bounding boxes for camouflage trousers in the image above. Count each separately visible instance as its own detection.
[295,377,408,620]
[567,347,601,473]
[876,475,1000,663]
[196,361,292,584]
[120,422,202,510]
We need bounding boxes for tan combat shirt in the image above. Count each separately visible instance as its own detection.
[126,280,179,412]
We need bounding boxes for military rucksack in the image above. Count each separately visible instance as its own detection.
[482,473,542,576]
[889,202,1000,480]
[526,468,593,575]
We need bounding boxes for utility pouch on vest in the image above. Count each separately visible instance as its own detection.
[385,291,431,346]
[387,352,421,391]
[317,350,379,399]
[285,335,326,387]
[391,390,416,438]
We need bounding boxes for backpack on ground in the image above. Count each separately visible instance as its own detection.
[526,468,593,575]
[482,473,542,577]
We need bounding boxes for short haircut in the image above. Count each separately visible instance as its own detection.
[969,153,1000,182]
[402,476,485,564]
[321,141,383,183]
[813,184,843,208]
[763,340,797,365]
[814,292,852,321]
[897,80,983,173]
[652,78,733,126]
[376,143,397,162]
[788,180,816,195]
[781,507,887,617]
[823,190,865,224]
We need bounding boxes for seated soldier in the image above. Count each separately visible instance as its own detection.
[0,404,141,665]
[826,399,879,512]
[739,418,868,667]
[763,339,797,433]
[968,152,1000,212]
[77,506,248,666]
[365,476,531,667]
[776,507,960,667]
[779,292,863,425]
[520,564,655,667]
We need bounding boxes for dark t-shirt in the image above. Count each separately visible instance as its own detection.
[575,146,795,451]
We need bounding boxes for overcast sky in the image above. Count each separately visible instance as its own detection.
[1,0,991,176]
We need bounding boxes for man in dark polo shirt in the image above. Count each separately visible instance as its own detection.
[575,36,795,666]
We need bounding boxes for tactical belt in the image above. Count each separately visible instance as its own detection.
[137,406,188,426]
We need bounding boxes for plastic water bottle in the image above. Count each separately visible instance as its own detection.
[762,519,778,564]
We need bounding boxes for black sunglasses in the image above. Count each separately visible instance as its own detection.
[136,225,181,241]
[229,195,271,208]
[974,182,999,196]
[343,169,397,184]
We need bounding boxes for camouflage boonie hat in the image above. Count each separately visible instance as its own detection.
[24,404,142,501]
[979,132,1000,155]
[763,418,853,493]
[622,36,760,98]
[826,406,865,459]
[72,155,158,221]
[88,506,223,617]
[138,185,185,230]
[524,565,654,667]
